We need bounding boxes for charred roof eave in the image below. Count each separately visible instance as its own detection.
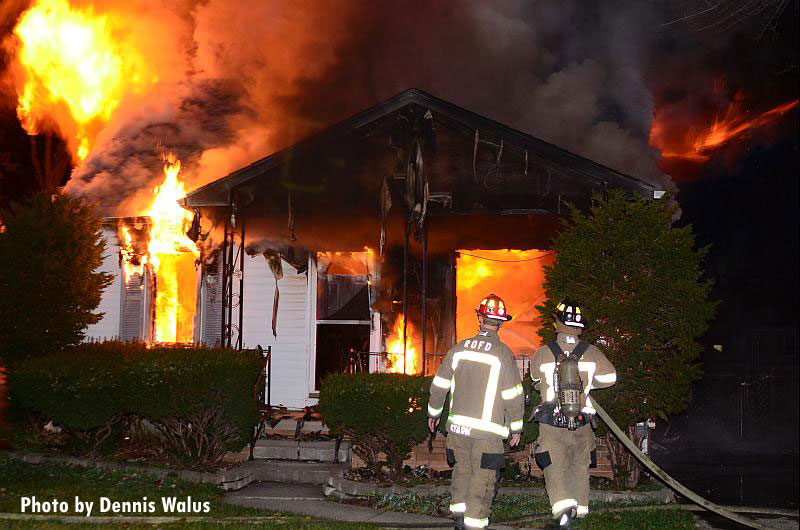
[182,88,655,208]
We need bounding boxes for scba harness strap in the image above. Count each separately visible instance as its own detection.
[546,339,590,362]
[533,340,594,429]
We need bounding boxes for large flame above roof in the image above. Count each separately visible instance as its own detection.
[650,96,798,163]
[11,0,158,161]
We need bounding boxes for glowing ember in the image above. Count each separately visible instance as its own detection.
[386,315,420,375]
[650,98,799,162]
[11,0,157,160]
[456,249,553,354]
[119,225,146,282]
[318,251,369,275]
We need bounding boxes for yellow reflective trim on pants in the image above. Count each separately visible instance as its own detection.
[463,516,489,528]
[433,375,451,389]
[509,419,523,431]
[449,502,466,513]
[448,414,509,437]
[501,383,523,400]
[428,404,443,417]
[552,498,578,516]
[577,505,589,516]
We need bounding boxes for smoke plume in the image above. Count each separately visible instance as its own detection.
[6,0,794,213]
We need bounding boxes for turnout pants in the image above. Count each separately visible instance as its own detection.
[534,423,595,518]
[446,434,505,529]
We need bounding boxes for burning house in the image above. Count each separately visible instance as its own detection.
[87,89,657,408]
[85,155,201,345]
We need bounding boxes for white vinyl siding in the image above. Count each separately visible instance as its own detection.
[241,254,310,409]
[84,228,122,341]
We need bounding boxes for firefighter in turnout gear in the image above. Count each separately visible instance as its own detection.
[428,294,525,530]
[530,299,617,528]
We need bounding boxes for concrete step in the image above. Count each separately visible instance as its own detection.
[252,438,351,463]
[245,459,349,485]
[226,481,326,500]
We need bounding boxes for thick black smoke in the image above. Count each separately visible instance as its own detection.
[18,0,791,211]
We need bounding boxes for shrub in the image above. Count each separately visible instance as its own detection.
[521,375,541,446]
[318,373,430,478]
[10,342,261,469]
[0,192,113,364]
[538,190,716,487]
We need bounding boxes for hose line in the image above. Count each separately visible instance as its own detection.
[334,405,790,529]
[593,401,775,530]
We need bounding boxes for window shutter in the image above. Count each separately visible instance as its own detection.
[119,272,146,341]
[201,258,223,347]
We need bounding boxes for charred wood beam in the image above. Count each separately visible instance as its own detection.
[427,208,552,216]
[237,218,246,350]
[221,212,229,345]
[402,220,410,375]
[226,215,235,348]
[421,220,428,375]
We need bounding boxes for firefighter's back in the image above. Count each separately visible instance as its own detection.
[446,329,517,440]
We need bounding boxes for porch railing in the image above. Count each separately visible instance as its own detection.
[338,350,530,377]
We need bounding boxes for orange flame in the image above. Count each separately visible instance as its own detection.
[318,251,369,276]
[147,155,200,344]
[386,315,419,375]
[118,154,199,343]
[11,0,157,160]
[119,225,146,282]
[456,249,552,354]
[650,99,799,163]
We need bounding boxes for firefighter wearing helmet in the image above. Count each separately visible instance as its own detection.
[428,294,525,530]
[529,299,617,529]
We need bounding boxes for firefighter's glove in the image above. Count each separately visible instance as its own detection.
[529,400,556,423]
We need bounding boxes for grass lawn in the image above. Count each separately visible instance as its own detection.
[0,452,697,529]
[350,491,696,529]
[0,453,370,529]
[0,522,370,530]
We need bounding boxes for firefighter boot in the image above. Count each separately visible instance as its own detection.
[544,507,576,529]
[453,514,465,530]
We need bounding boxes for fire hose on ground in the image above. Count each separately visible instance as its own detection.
[377,400,791,529]
[592,400,777,530]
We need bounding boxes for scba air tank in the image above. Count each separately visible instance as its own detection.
[557,358,584,430]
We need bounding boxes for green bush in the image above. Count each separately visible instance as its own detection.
[318,373,430,478]
[538,190,716,487]
[521,375,541,446]
[0,192,113,364]
[10,341,261,468]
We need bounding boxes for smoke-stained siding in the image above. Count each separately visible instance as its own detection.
[84,229,122,341]
[241,255,310,409]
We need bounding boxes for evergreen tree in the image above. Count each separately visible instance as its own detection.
[0,192,113,364]
[538,190,716,486]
